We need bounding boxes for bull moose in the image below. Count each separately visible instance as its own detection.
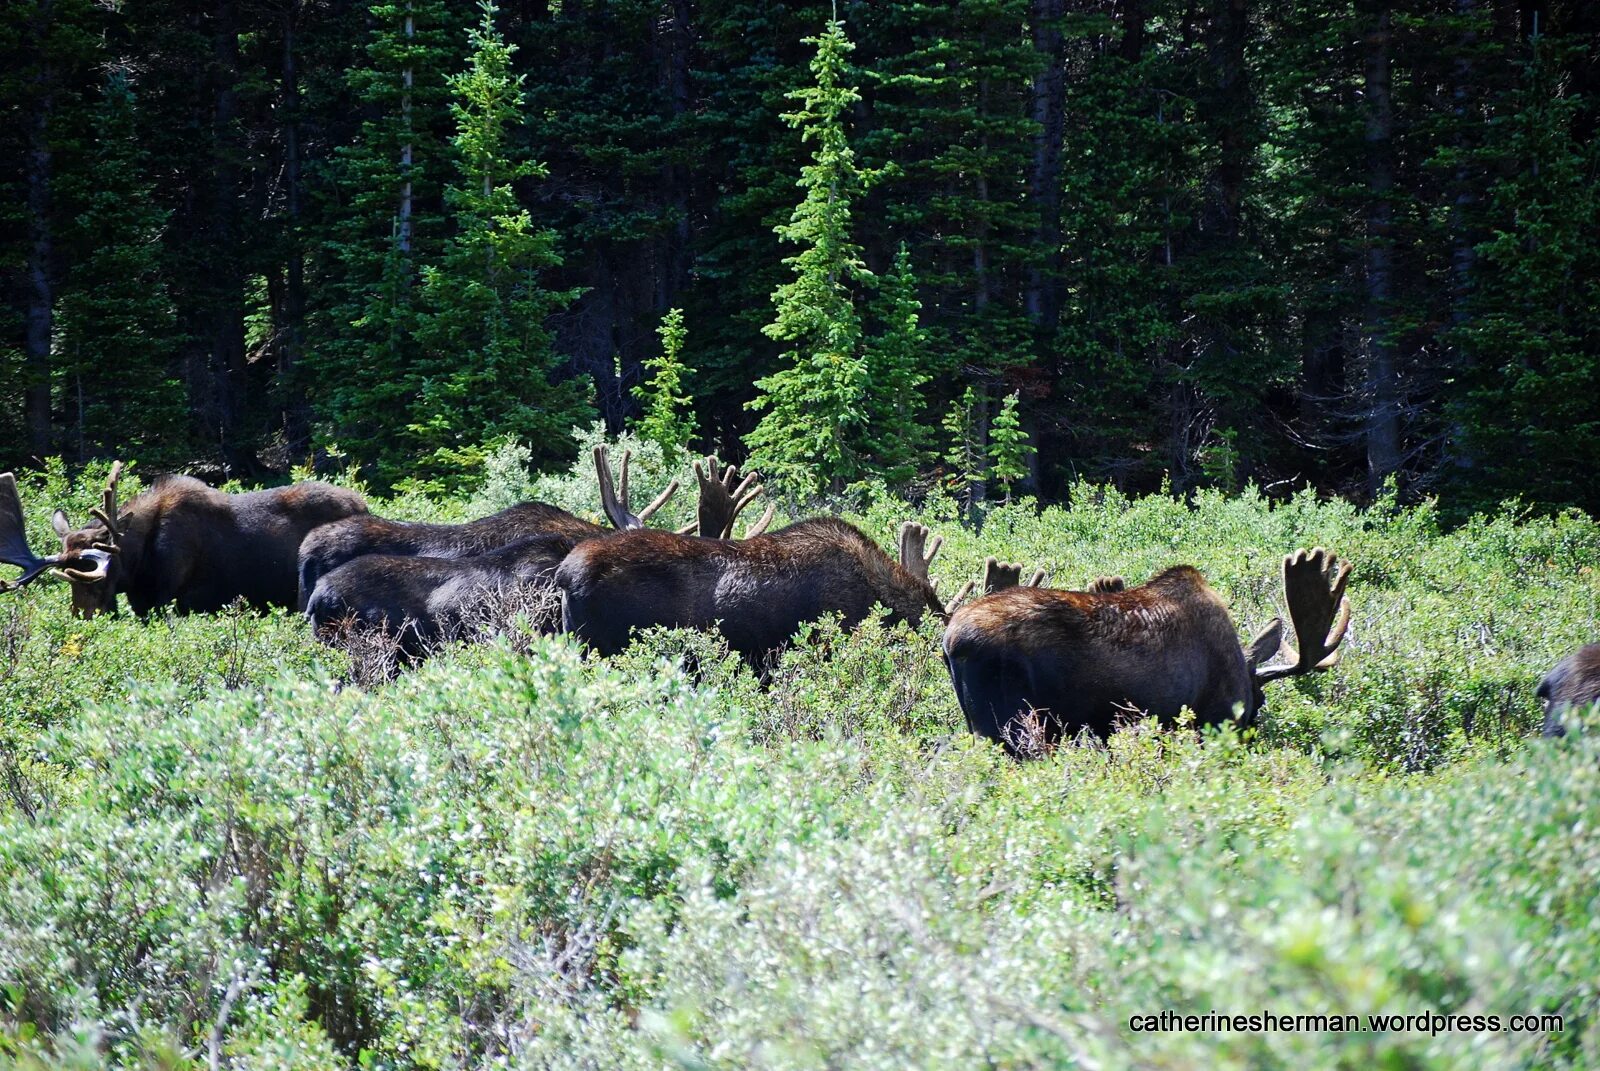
[942,548,1352,755]
[294,445,731,606]
[1538,644,1600,737]
[305,453,773,658]
[0,463,368,618]
[556,514,965,666]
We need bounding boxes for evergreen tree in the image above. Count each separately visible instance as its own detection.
[862,242,931,486]
[55,73,186,463]
[307,0,467,479]
[942,385,985,507]
[404,1,591,485]
[865,1,1041,410]
[1449,31,1600,515]
[633,307,697,453]
[987,390,1033,502]
[744,19,876,496]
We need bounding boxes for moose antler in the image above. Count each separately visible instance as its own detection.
[981,557,1049,594]
[683,456,774,539]
[0,473,55,591]
[900,522,978,614]
[898,522,943,579]
[1254,547,1352,683]
[1085,575,1125,594]
[593,445,679,530]
[90,461,123,544]
[0,472,103,592]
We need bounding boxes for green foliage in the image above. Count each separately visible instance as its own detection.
[744,19,876,497]
[941,385,985,506]
[403,2,592,488]
[861,243,932,488]
[986,389,1032,501]
[53,73,187,465]
[632,307,697,454]
[1,449,1598,1067]
[308,0,469,482]
[1448,35,1600,517]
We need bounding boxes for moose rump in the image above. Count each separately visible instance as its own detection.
[943,549,1351,755]
[555,518,947,664]
[944,569,1256,746]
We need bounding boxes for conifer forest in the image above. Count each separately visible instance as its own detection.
[2,0,1596,512]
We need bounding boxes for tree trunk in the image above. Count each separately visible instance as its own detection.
[1362,2,1402,495]
[211,0,248,469]
[1024,0,1065,336]
[280,3,310,453]
[23,0,56,459]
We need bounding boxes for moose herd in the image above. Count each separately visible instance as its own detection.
[2,457,1596,754]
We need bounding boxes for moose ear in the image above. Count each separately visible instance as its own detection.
[52,510,72,538]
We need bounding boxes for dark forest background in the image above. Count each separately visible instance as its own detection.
[2,0,1596,515]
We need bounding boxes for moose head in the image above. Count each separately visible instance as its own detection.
[0,463,126,618]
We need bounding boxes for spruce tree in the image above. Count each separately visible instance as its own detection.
[55,72,186,463]
[744,19,876,496]
[987,390,1034,502]
[633,307,697,454]
[942,385,985,508]
[1449,32,1600,515]
[403,1,591,485]
[862,243,931,486]
[308,0,467,480]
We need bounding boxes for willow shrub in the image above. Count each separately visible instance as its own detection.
[0,455,1596,1069]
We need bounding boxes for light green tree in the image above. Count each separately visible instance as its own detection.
[406,1,591,485]
[743,19,875,496]
[942,385,985,507]
[633,307,697,453]
[987,390,1034,502]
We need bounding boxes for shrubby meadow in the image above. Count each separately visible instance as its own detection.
[1,436,1597,1070]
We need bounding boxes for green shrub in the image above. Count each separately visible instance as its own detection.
[0,455,1596,1069]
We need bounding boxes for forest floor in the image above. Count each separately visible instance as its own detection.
[1,439,1596,1070]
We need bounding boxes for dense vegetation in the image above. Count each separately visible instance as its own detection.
[3,1,1598,514]
[1,443,1596,1068]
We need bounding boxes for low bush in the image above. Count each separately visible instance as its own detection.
[0,451,1595,1069]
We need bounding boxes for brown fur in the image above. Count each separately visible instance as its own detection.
[1539,644,1600,737]
[306,532,574,659]
[296,501,603,607]
[942,566,1261,754]
[56,476,368,617]
[555,517,943,664]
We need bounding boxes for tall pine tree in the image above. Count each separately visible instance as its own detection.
[55,72,186,463]
[744,19,876,496]
[404,1,591,485]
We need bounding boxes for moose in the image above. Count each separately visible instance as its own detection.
[942,548,1352,755]
[556,513,968,667]
[305,452,773,658]
[294,445,746,606]
[1538,644,1600,737]
[0,463,368,618]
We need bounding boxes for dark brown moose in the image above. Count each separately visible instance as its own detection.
[1538,644,1600,737]
[556,516,962,666]
[304,453,771,659]
[942,548,1352,756]
[0,463,368,618]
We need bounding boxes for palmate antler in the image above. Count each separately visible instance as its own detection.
[899,521,974,613]
[594,445,679,530]
[680,456,774,539]
[1253,547,1353,683]
[0,471,109,592]
[981,557,1049,594]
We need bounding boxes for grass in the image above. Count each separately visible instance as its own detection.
[0,437,1596,1070]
